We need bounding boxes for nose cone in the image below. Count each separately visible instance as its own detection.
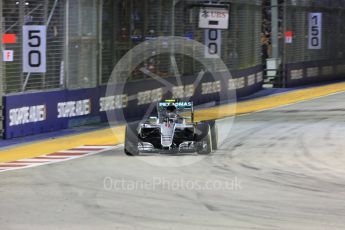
[160,122,175,147]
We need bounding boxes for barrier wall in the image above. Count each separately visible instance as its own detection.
[3,65,263,139]
[285,60,345,87]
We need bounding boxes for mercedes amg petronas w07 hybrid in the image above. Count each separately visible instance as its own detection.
[124,100,218,156]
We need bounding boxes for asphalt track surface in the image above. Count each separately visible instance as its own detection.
[1,92,345,230]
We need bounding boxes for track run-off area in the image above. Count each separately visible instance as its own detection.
[1,84,345,229]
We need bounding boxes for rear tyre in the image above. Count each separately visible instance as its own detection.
[124,122,139,156]
[196,123,212,155]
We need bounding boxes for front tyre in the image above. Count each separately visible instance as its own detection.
[208,120,218,150]
[196,123,212,155]
[124,122,139,156]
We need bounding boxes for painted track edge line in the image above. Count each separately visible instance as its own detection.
[0,145,122,173]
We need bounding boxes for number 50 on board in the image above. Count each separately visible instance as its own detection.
[23,25,46,73]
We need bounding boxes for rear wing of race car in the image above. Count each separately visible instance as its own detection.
[158,99,194,122]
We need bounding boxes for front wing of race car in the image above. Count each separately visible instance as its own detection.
[138,123,196,154]
[124,121,216,156]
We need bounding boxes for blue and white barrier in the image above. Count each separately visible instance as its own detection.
[3,65,263,139]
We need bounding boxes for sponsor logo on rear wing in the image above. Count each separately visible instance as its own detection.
[158,100,194,122]
[158,101,193,109]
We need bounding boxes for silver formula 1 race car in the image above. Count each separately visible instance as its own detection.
[124,100,218,156]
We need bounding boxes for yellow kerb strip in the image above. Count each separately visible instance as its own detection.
[0,126,125,163]
[1,81,345,163]
[195,82,345,121]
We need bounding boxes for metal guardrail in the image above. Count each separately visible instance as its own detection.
[1,0,263,92]
[101,0,262,84]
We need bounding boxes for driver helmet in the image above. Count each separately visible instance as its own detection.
[166,104,177,118]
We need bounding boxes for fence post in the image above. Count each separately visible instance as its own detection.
[271,0,279,59]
